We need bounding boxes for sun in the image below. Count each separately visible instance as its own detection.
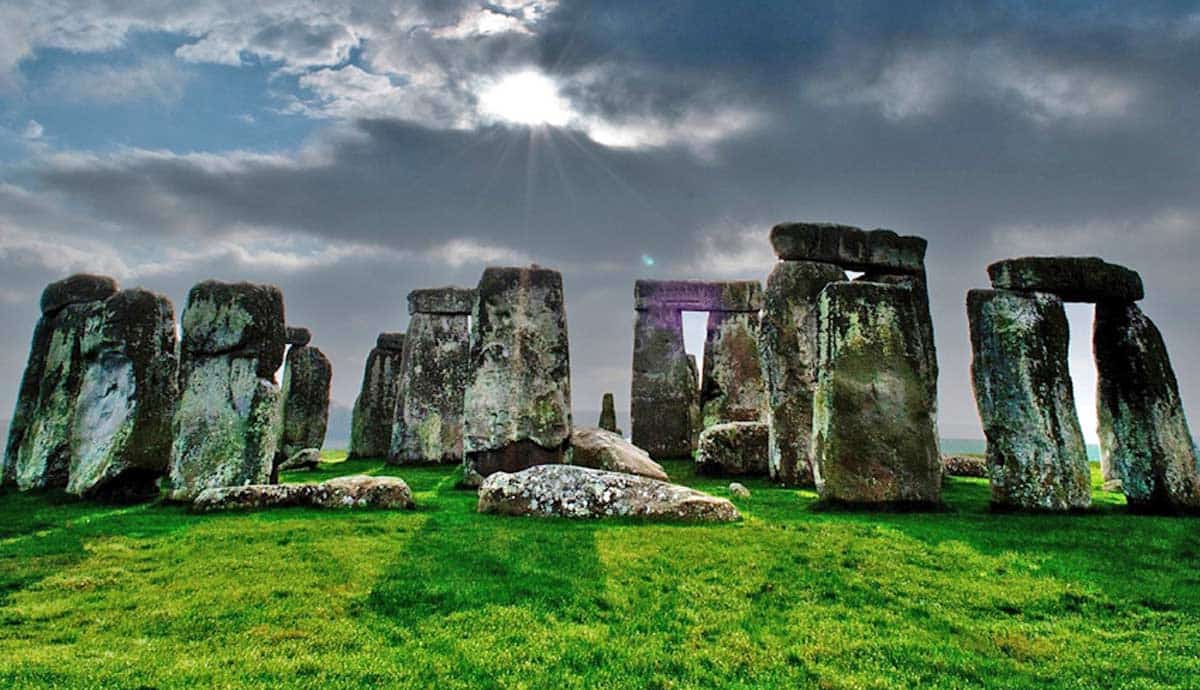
[478,70,574,127]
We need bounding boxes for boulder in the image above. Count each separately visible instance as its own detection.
[598,392,620,434]
[701,310,768,427]
[942,455,988,478]
[634,280,763,312]
[278,448,321,471]
[967,289,1091,511]
[68,289,178,500]
[729,482,751,499]
[285,326,312,346]
[462,266,572,486]
[390,303,471,465]
[477,465,740,522]
[39,273,118,315]
[759,260,846,485]
[987,257,1144,303]
[1094,301,1200,512]
[278,345,332,466]
[192,474,414,511]
[407,287,476,315]
[179,281,285,378]
[695,422,769,476]
[349,334,405,459]
[568,427,668,480]
[631,306,695,459]
[812,281,942,506]
[769,222,927,275]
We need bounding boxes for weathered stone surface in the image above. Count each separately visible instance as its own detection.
[278,448,321,471]
[568,427,668,480]
[192,475,414,512]
[968,289,1090,511]
[729,482,751,499]
[68,289,178,500]
[634,280,763,312]
[285,326,312,346]
[462,266,572,486]
[701,310,768,427]
[477,464,740,522]
[407,287,476,315]
[856,271,938,408]
[180,281,285,378]
[390,310,470,465]
[40,274,118,315]
[696,422,769,476]
[942,455,988,478]
[813,281,942,506]
[686,354,702,450]
[988,257,1144,303]
[1094,301,1200,512]
[769,222,927,274]
[349,334,405,459]
[278,345,332,465]
[631,306,694,459]
[598,393,620,434]
[759,260,846,485]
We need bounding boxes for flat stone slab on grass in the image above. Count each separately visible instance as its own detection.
[569,427,668,480]
[987,256,1144,303]
[769,222,927,274]
[477,464,740,522]
[192,475,414,512]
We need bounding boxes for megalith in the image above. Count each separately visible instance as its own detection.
[462,266,572,487]
[701,309,768,427]
[598,392,620,434]
[68,288,178,500]
[812,281,942,506]
[348,333,405,459]
[1094,301,1200,512]
[967,289,1091,511]
[988,257,1144,303]
[695,421,769,476]
[277,334,332,471]
[389,287,473,465]
[167,281,286,501]
[631,305,693,458]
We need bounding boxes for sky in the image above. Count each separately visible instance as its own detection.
[1,1,1199,443]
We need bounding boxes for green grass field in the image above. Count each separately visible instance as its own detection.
[1,453,1197,689]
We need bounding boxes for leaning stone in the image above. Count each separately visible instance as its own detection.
[729,482,751,499]
[40,274,118,315]
[192,474,414,512]
[568,427,668,480]
[769,222,927,275]
[696,422,769,476]
[942,455,988,478]
[349,334,405,459]
[598,393,620,434]
[285,326,312,346]
[988,257,1144,303]
[701,311,768,427]
[634,280,763,312]
[390,306,471,465]
[4,320,53,488]
[631,306,695,459]
[462,266,572,486]
[1094,301,1200,512]
[179,281,286,378]
[477,464,739,522]
[813,281,942,506]
[759,260,845,485]
[278,448,321,471]
[407,287,476,315]
[68,289,178,500]
[967,289,1090,511]
[278,345,332,466]
[376,332,406,352]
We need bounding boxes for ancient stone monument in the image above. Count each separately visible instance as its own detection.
[276,326,332,471]
[695,421,769,476]
[348,332,405,459]
[598,392,620,434]
[462,266,572,487]
[168,281,286,501]
[701,308,769,427]
[389,287,473,465]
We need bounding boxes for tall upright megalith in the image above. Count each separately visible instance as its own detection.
[168,281,286,501]
[277,327,332,471]
[349,333,405,459]
[599,392,620,434]
[631,304,693,458]
[701,309,768,427]
[390,287,474,465]
[462,266,572,487]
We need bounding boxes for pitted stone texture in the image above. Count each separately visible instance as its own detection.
[68,289,178,500]
[407,287,476,315]
[769,223,927,275]
[40,274,119,315]
[701,311,768,427]
[462,266,572,486]
[349,335,405,459]
[759,260,846,485]
[630,307,693,459]
[390,311,470,465]
[285,327,312,346]
[968,289,1090,511]
[943,456,988,478]
[598,393,620,434]
[856,271,938,409]
[3,319,52,487]
[696,422,769,476]
[988,257,1144,303]
[634,280,763,312]
[569,427,668,480]
[278,345,332,466]
[729,483,751,499]
[477,465,740,522]
[1094,302,1200,512]
[180,281,285,378]
[279,448,321,471]
[193,475,414,512]
[813,281,942,506]
[686,354,702,450]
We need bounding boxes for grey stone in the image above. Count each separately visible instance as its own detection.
[192,475,414,511]
[968,289,1090,511]
[634,280,763,312]
[728,482,751,499]
[376,332,406,352]
[477,464,740,522]
[630,306,694,459]
[278,345,332,466]
[598,392,620,434]
[390,309,470,465]
[942,455,988,478]
[701,311,768,427]
[769,222,927,274]
[285,326,312,346]
[988,256,1144,303]
[1094,301,1200,512]
[40,273,119,315]
[179,281,285,378]
[696,421,769,476]
[349,334,405,459]
[277,448,322,471]
[407,287,476,315]
[568,426,668,480]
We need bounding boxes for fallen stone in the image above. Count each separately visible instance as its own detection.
[634,280,763,312]
[598,392,620,434]
[701,310,768,427]
[729,482,751,499]
[390,303,471,465]
[987,257,1144,303]
[192,474,414,512]
[769,222,927,274]
[631,306,695,459]
[278,448,321,471]
[942,455,988,478]
[696,422,769,476]
[349,333,405,459]
[278,345,332,466]
[477,464,739,522]
[968,289,1091,511]
[407,287,476,315]
[40,274,119,315]
[568,427,668,480]
[285,326,312,346]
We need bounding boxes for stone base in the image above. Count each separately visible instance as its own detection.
[462,439,567,488]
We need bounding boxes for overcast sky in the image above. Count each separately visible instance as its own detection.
[1,1,1198,442]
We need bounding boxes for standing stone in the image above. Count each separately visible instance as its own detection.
[68,289,178,500]
[390,288,473,465]
[759,260,845,485]
[1094,301,1200,512]
[277,343,332,471]
[631,306,694,459]
[6,274,118,490]
[168,281,286,501]
[598,392,620,434]
[967,289,1090,511]
[701,310,768,428]
[686,354,702,450]
[348,333,405,459]
[462,266,572,487]
[812,281,942,506]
